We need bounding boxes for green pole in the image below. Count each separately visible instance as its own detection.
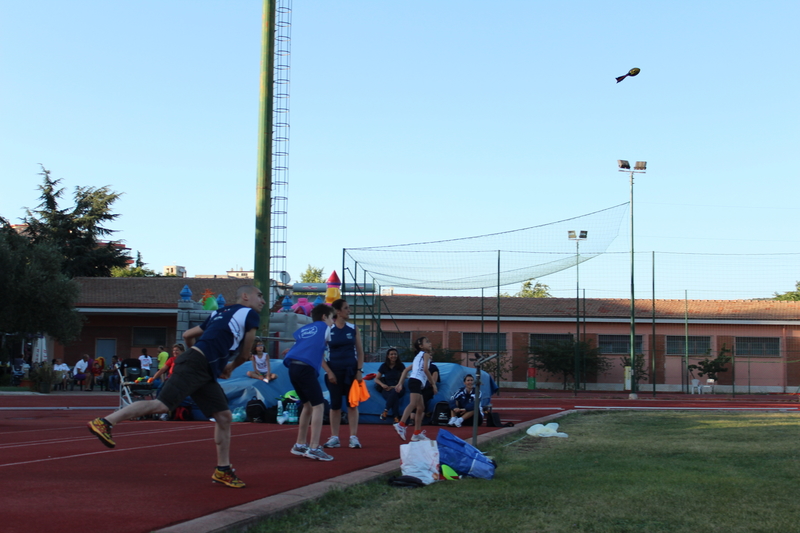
[684,291,689,393]
[629,170,637,396]
[652,250,656,397]
[255,0,277,335]
[496,250,501,393]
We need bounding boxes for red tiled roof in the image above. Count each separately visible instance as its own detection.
[72,278,800,321]
[74,277,249,308]
[380,295,800,321]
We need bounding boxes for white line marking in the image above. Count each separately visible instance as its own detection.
[573,406,799,411]
[0,406,118,411]
[492,407,564,411]
[0,426,296,469]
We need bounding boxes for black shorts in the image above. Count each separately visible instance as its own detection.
[156,348,229,418]
[288,362,324,406]
[408,378,424,394]
[325,368,354,410]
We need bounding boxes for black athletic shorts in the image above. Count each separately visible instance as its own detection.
[157,348,229,417]
[408,377,423,394]
[325,367,355,411]
[288,361,324,406]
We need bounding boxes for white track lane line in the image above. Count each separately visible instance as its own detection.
[0,426,297,469]
[574,406,798,410]
[0,423,216,449]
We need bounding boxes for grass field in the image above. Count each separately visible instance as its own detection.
[251,411,800,533]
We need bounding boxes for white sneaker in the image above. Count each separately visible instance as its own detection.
[290,443,309,456]
[455,417,463,428]
[323,436,340,448]
[448,417,457,426]
[349,435,362,449]
[393,422,407,441]
[410,430,430,442]
[304,447,334,461]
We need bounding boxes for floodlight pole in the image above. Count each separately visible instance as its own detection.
[255,0,277,336]
[618,160,646,398]
[568,231,587,396]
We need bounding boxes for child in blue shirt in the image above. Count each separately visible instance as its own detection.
[284,304,335,461]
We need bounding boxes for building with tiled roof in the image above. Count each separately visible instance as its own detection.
[55,278,800,393]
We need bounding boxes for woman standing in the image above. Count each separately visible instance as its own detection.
[373,347,406,422]
[323,299,365,449]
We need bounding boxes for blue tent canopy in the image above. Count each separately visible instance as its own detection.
[210,360,498,423]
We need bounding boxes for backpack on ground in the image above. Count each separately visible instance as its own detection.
[431,401,451,426]
[436,428,496,480]
[486,407,514,428]
[245,396,270,423]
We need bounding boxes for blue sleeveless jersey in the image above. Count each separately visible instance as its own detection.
[194,304,260,377]
[284,321,331,376]
[328,322,358,371]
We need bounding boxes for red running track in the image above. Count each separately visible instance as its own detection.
[1,390,797,533]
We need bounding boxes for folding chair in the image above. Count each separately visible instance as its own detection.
[702,379,715,394]
[118,360,156,411]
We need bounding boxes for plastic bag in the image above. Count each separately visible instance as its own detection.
[436,428,495,480]
[400,440,440,485]
[526,422,568,438]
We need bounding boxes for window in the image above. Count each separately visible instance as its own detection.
[530,333,573,350]
[598,334,642,354]
[666,336,711,355]
[736,337,780,357]
[463,333,506,352]
[381,331,411,351]
[132,327,167,346]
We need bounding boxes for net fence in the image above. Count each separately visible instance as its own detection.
[345,203,628,291]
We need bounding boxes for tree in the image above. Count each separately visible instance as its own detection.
[516,279,552,298]
[0,218,83,345]
[22,166,131,278]
[688,345,732,380]
[111,252,159,277]
[529,339,611,390]
[299,265,325,283]
[774,282,800,301]
[501,279,552,298]
[618,354,650,384]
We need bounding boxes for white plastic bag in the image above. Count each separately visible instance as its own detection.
[400,440,440,485]
[526,422,568,438]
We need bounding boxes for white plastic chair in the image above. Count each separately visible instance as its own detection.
[691,379,702,394]
[702,379,715,394]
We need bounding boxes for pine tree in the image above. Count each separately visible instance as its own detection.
[22,166,131,277]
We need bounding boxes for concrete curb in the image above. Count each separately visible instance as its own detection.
[153,411,576,533]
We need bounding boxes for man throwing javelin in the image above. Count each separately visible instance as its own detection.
[88,285,265,488]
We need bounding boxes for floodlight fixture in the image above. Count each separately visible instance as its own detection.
[569,230,587,241]
[634,161,647,171]
[618,160,630,170]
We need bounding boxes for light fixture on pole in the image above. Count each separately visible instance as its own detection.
[618,160,646,398]
[568,230,588,396]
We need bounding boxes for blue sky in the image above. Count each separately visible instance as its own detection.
[1,1,798,300]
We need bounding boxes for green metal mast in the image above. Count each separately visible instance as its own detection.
[255,0,276,334]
